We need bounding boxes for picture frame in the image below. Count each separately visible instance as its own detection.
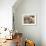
[22,14,36,25]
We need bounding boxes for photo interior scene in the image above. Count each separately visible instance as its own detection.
[0,0,46,46]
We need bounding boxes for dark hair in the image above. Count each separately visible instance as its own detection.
[34,43,35,46]
[30,16,35,18]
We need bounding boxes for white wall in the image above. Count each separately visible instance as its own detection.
[0,0,16,30]
[40,0,46,46]
[13,0,46,46]
[13,0,41,46]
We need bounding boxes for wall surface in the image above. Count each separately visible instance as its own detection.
[13,0,41,46]
[40,0,46,46]
[0,0,16,30]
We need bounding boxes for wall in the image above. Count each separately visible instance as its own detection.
[0,0,16,30]
[40,0,46,46]
[13,0,41,46]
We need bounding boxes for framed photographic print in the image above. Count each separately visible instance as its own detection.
[22,14,36,25]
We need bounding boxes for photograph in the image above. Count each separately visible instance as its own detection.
[22,15,36,25]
